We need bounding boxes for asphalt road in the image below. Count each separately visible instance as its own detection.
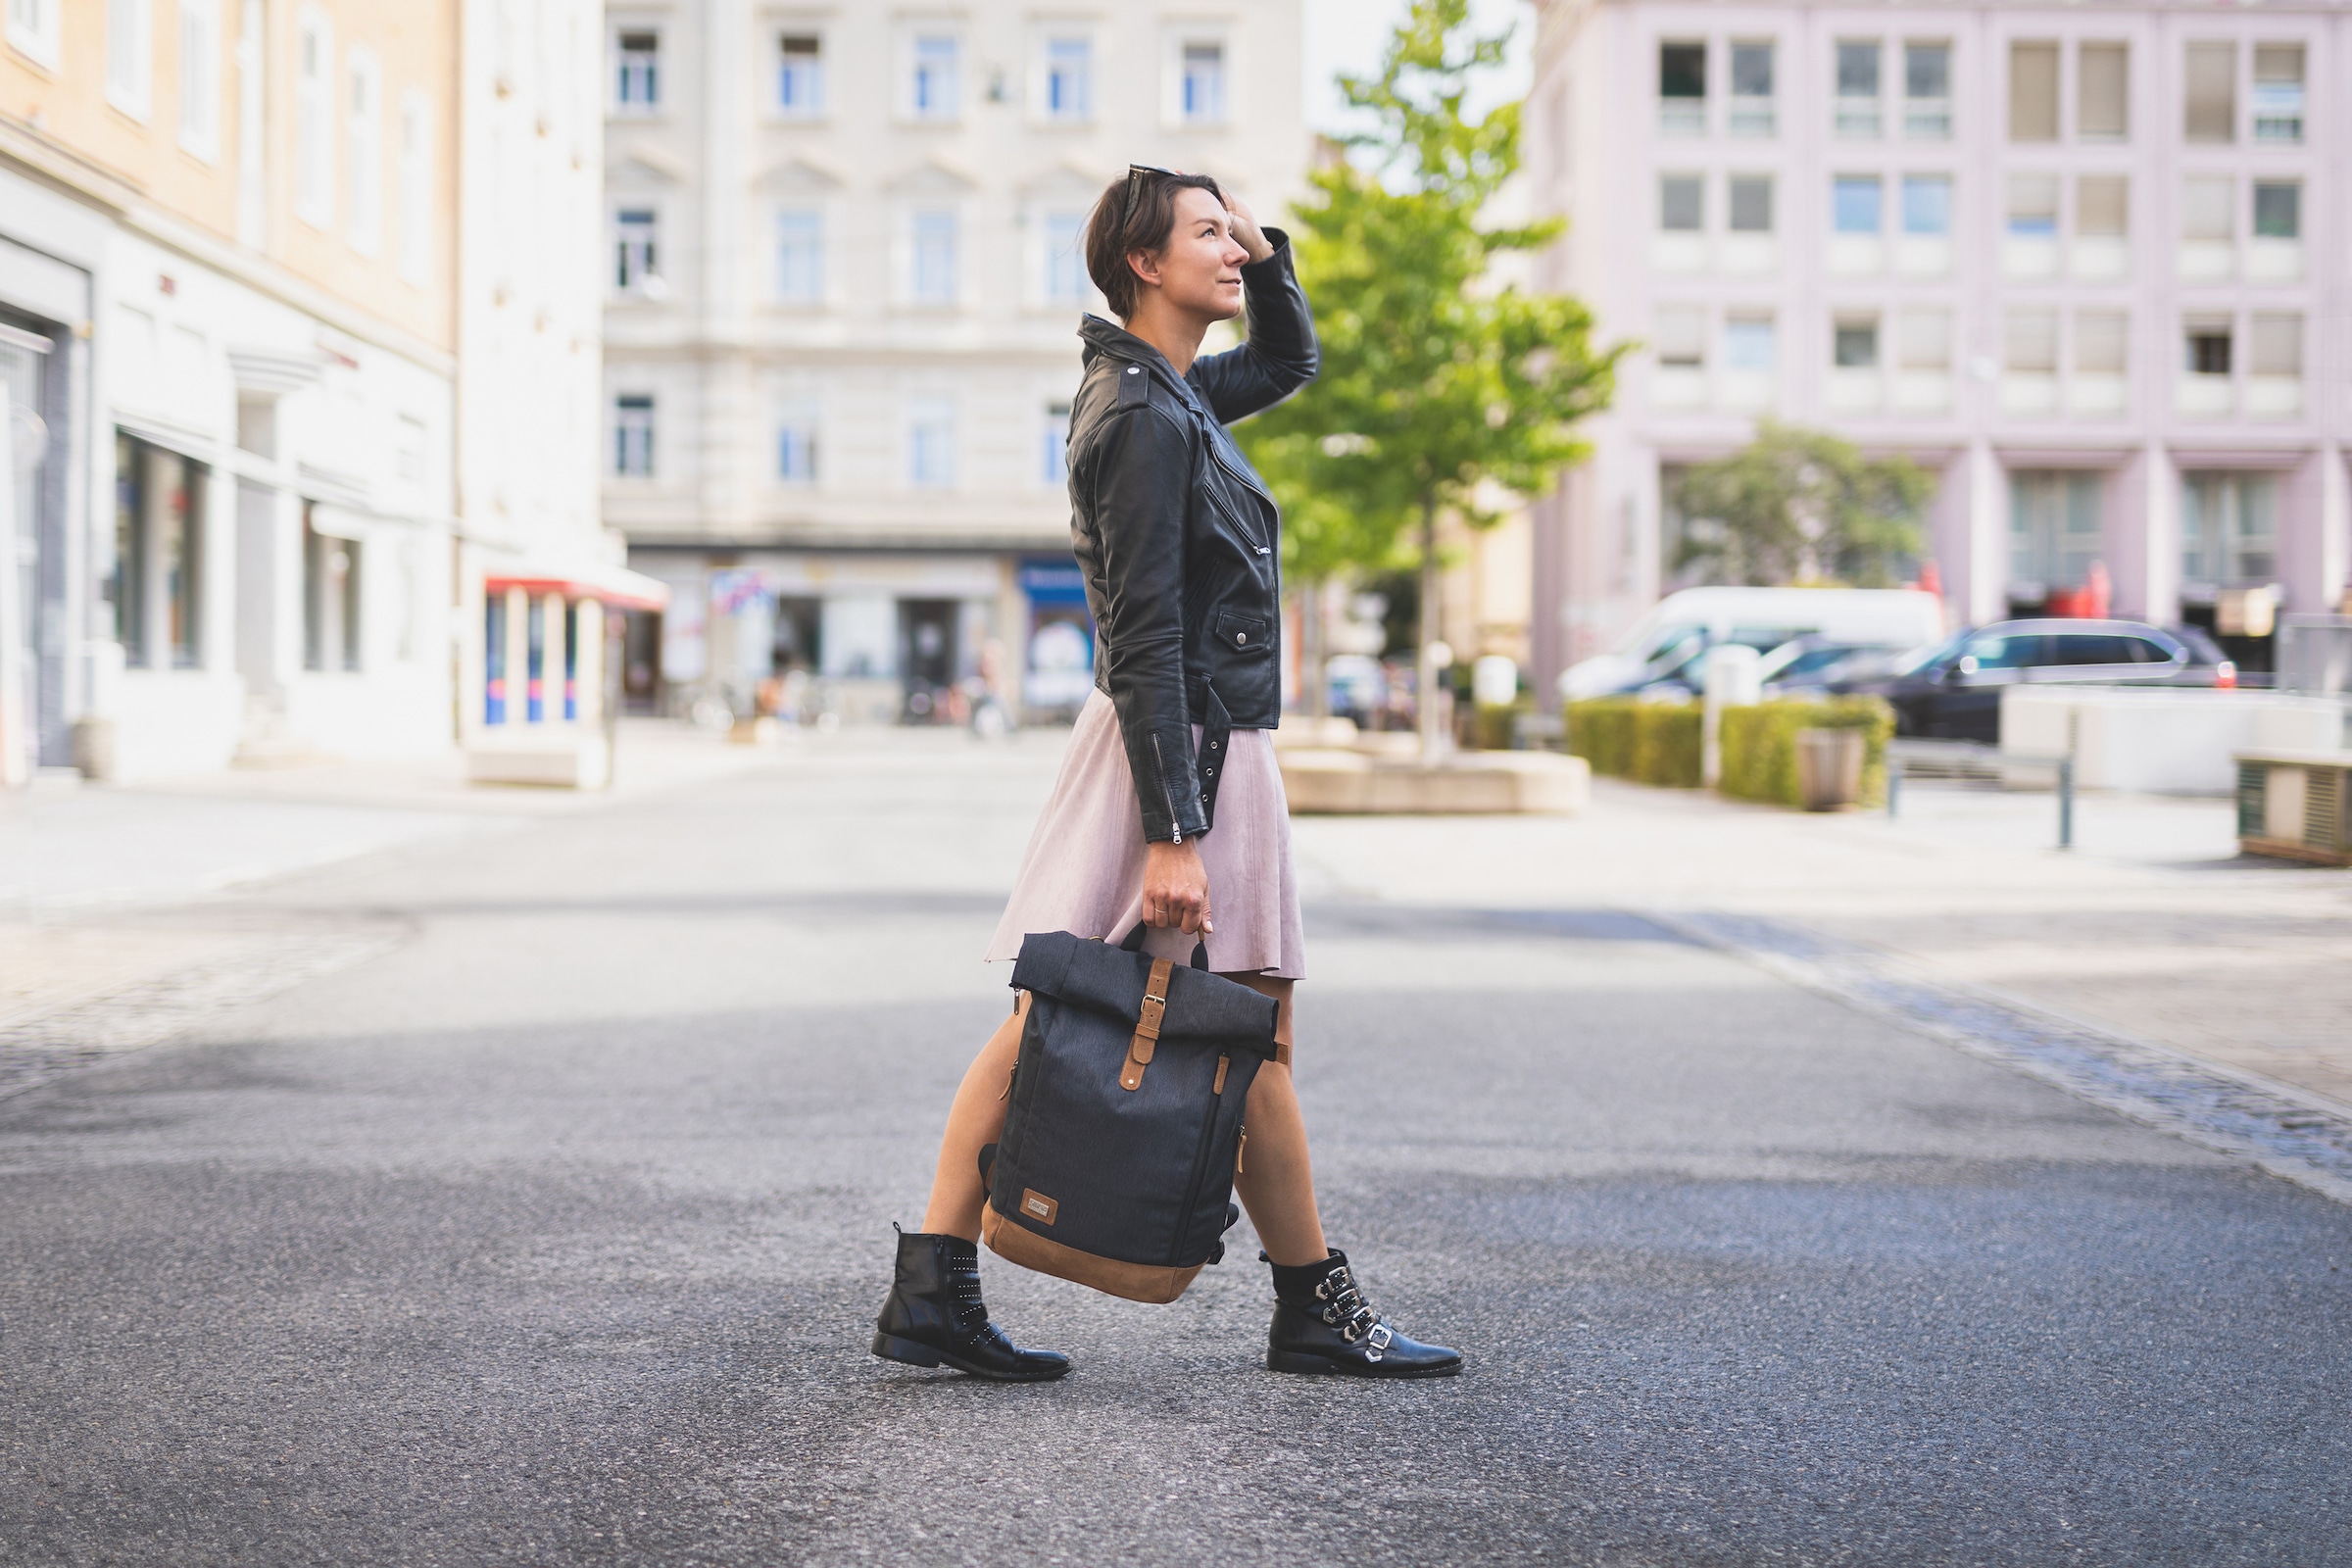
[4,739,2349,1567]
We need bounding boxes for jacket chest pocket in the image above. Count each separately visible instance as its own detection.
[1213,609,1271,656]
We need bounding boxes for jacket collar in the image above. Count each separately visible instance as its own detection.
[1079,314,1202,410]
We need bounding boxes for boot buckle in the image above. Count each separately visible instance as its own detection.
[1365,1323,1393,1362]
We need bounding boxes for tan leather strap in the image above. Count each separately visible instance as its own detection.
[1120,957,1174,1091]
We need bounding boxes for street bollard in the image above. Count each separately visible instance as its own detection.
[2057,757,2074,850]
[1887,756,1903,818]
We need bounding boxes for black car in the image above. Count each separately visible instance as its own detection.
[1835,618,2234,742]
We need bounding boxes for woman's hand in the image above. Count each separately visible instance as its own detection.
[1221,189,1274,265]
[1142,840,1213,936]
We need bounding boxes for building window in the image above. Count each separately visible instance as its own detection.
[1834,40,1881,138]
[177,0,220,157]
[776,210,823,303]
[1041,401,1071,485]
[2010,472,2102,590]
[1902,41,1950,138]
[2005,307,2059,376]
[909,209,957,305]
[2078,174,2128,239]
[777,404,817,484]
[1724,314,1776,370]
[2078,42,2128,141]
[1654,306,1706,370]
[7,0,64,71]
[397,90,431,285]
[615,30,659,112]
[2008,40,2058,141]
[1043,210,1088,303]
[107,0,153,117]
[907,396,956,487]
[1657,40,1704,136]
[1728,174,1773,232]
[2252,44,2303,143]
[2181,473,2277,587]
[1833,174,1882,234]
[302,504,361,673]
[1833,317,1880,368]
[1658,174,1703,232]
[112,434,206,670]
[2253,180,2300,241]
[1042,34,1091,121]
[2183,41,2234,144]
[346,46,382,257]
[2249,312,2302,381]
[2006,173,2059,239]
[614,208,659,292]
[777,33,822,117]
[613,394,655,476]
[910,33,959,120]
[2181,175,2233,250]
[1179,39,1227,124]
[1901,174,1951,235]
[2183,319,2232,377]
[1727,40,1773,136]
[295,8,333,227]
[1897,308,1952,373]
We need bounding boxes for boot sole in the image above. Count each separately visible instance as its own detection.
[870,1332,1071,1383]
[1266,1348,1464,1379]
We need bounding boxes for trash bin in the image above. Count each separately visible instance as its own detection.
[1795,727,1865,810]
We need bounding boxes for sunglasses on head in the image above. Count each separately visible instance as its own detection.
[1119,164,1178,229]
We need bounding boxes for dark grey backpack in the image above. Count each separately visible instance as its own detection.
[980,926,1282,1303]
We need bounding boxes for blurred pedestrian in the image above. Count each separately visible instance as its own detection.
[872,166,1460,1383]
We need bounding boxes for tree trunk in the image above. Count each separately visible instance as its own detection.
[1416,497,1443,761]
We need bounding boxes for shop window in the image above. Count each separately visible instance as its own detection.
[2181,473,2277,587]
[301,503,361,673]
[2009,471,2102,589]
[112,433,206,670]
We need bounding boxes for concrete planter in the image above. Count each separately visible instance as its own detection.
[1279,749,1590,815]
[1795,727,1865,810]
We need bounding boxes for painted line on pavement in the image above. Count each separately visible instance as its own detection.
[1651,907,2352,1208]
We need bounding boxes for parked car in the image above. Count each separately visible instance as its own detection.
[1620,633,1921,700]
[1557,586,1947,700]
[1832,618,2235,741]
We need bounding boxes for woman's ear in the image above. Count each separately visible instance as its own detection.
[1125,248,1161,294]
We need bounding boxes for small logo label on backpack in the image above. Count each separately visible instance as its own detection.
[1020,1189,1059,1225]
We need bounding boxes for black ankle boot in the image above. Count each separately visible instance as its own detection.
[871,1227,1070,1383]
[1265,1250,1462,1378]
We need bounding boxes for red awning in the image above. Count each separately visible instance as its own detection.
[483,561,670,612]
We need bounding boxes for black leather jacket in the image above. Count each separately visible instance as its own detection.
[1066,230,1318,843]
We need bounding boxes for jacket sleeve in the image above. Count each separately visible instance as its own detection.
[1190,228,1320,426]
[1090,403,1209,844]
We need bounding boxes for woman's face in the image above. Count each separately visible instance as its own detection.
[1132,187,1249,322]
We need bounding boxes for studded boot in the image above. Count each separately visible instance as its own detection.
[1265,1250,1462,1378]
[871,1227,1070,1383]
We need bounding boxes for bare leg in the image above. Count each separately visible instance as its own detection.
[918,993,1027,1241]
[1220,974,1330,1267]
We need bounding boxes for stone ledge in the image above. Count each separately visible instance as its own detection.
[1280,750,1591,814]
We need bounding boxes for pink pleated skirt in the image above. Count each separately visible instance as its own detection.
[986,690,1305,979]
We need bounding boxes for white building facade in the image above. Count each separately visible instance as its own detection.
[1524,0,2352,690]
[599,0,1308,721]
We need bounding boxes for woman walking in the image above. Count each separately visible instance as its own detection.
[872,168,1460,1383]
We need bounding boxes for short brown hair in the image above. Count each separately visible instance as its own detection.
[1085,169,1224,320]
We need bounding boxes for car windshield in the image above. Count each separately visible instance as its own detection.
[2171,625,2227,665]
[1889,630,1969,675]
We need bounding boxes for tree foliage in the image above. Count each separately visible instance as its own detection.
[1670,421,1933,588]
[1236,0,1619,586]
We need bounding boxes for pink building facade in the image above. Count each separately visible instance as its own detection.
[1525,0,2352,688]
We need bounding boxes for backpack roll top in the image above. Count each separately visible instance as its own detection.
[985,930,1282,1303]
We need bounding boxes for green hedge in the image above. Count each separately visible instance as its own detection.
[1566,698,1703,788]
[1717,696,1896,808]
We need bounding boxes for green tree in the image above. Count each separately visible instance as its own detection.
[1670,421,1933,588]
[1237,0,1618,747]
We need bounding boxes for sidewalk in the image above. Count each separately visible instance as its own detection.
[1289,775,2352,1120]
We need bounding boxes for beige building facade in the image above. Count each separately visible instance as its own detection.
[600,0,1309,721]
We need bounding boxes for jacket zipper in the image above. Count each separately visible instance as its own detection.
[1150,733,1184,843]
[1204,479,1274,558]
[1170,1055,1233,1265]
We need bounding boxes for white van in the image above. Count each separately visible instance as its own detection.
[1558,587,1947,700]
